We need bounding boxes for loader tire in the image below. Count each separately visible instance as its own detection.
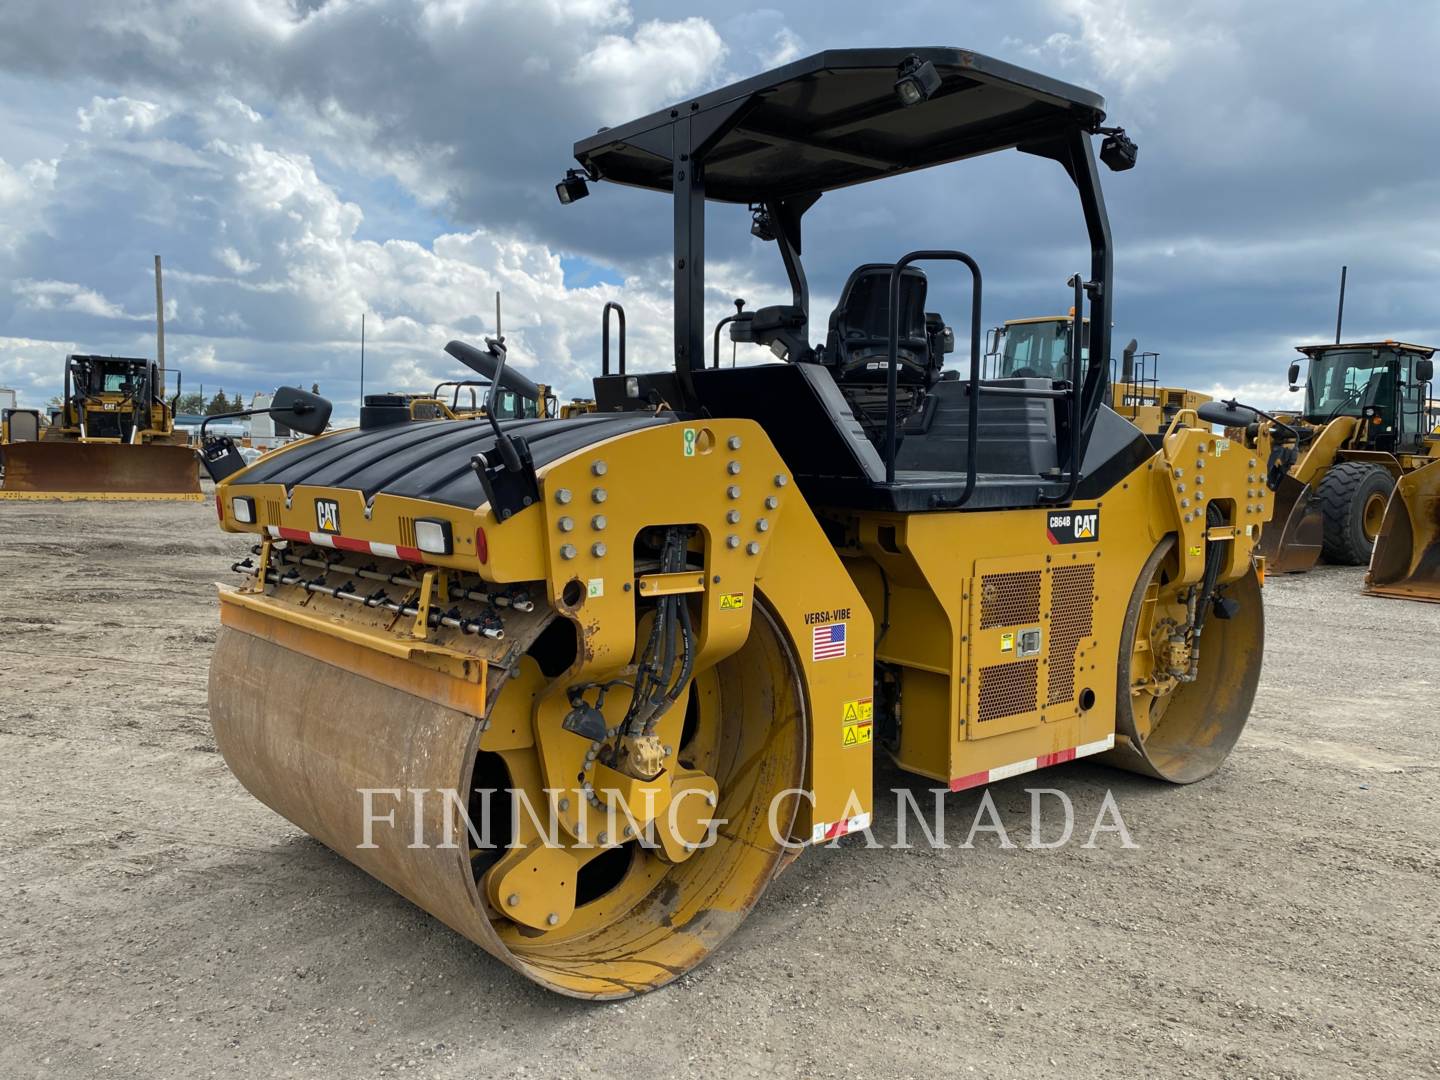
[1317,462,1394,565]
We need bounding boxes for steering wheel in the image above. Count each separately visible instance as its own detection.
[1011,366,1042,378]
[1326,383,1366,420]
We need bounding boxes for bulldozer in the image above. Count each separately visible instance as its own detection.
[0,353,202,501]
[1257,340,1437,573]
[987,315,1210,439]
[205,48,1277,998]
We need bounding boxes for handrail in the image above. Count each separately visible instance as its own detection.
[885,255,1089,508]
[602,301,626,376]
[712,314,742,367]
[885,252,982,505]
[1037,274,1086,506]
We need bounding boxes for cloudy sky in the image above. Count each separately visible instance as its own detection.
[1,0,1437,419]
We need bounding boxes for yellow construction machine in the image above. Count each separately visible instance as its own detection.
[1365,400,1440,601]
[0,353,201,500]
[988,315,1210,438]
[205,49,1277,998]
[1257,341,1437,573]
[374,338,591,423]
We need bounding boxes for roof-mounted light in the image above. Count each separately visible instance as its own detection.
[894,55,941,107]
[1097,126,1139,171]
[749,204,775,242]
[555,169,591,205]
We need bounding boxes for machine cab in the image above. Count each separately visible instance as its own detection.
[1293,342,1435,453]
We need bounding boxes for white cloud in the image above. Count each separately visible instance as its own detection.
[77,95,169,136]
[571,18,728,119]
[216,246,259,275]
[12,279,148,320]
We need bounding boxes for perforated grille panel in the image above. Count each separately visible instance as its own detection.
[1047,564,1095,705]
[979,571,1042,630]
[978,659,1039,722]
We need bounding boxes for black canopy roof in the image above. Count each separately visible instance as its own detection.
[572,47,1107,203]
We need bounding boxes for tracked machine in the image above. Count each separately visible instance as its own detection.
[0,353,201,501]
[206,49,1277,998]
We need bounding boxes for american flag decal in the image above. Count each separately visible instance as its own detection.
[811,622,847,661]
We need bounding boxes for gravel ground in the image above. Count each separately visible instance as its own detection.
[1,495,1437,1079]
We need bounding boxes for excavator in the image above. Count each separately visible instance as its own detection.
[0,353,201,501]
[987,315,1209,439]
[204,48,1277,997]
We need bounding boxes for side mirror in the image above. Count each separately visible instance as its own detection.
[1286,361,1301,389]
[269,385,332,437]
[1197,400,1259,428]
[1416,358,1434,383]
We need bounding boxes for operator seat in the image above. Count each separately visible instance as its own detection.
[820,264,942,436]
[821,264,933,385]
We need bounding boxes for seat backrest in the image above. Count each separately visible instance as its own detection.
[823,264,930,383]
[691,363,886,483]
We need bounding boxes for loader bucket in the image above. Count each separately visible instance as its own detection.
[1366,458,1440,603]
[1253,473,1322,574]
[0,441,203,501]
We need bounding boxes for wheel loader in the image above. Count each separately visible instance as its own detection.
[1257,341,1436,573]
[987,315,1210,439]
[206,48,1277,998]
[1366,407,1440,602]
[0,353,202,501]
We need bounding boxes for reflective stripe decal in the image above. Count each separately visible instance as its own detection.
[266,525,426,565]
[949,734,1115,793]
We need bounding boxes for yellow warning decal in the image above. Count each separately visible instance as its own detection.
[1213,438,1230,457]
[1187,545,1203,557]
[841,697,874,748]
[719,592,745,610]
[1000,632,1015,652]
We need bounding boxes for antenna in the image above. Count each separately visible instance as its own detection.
[154,254,165,391]
[359,312,366,407]
[1335,265,1347,344]
[495,290,503,342]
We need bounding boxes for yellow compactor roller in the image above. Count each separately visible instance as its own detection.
[0,353,200,501]
[206,49,1277,998]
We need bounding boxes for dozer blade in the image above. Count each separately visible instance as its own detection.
[1366,458,1440,603]
[0,440,203,501]
[1253,473,1322,574]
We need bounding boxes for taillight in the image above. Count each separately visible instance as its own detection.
[215,492,224,522]
[475,526,489,564]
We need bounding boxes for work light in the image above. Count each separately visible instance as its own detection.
[894,56,941,107]
[414,518,453,556]
[555,170,590,205]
